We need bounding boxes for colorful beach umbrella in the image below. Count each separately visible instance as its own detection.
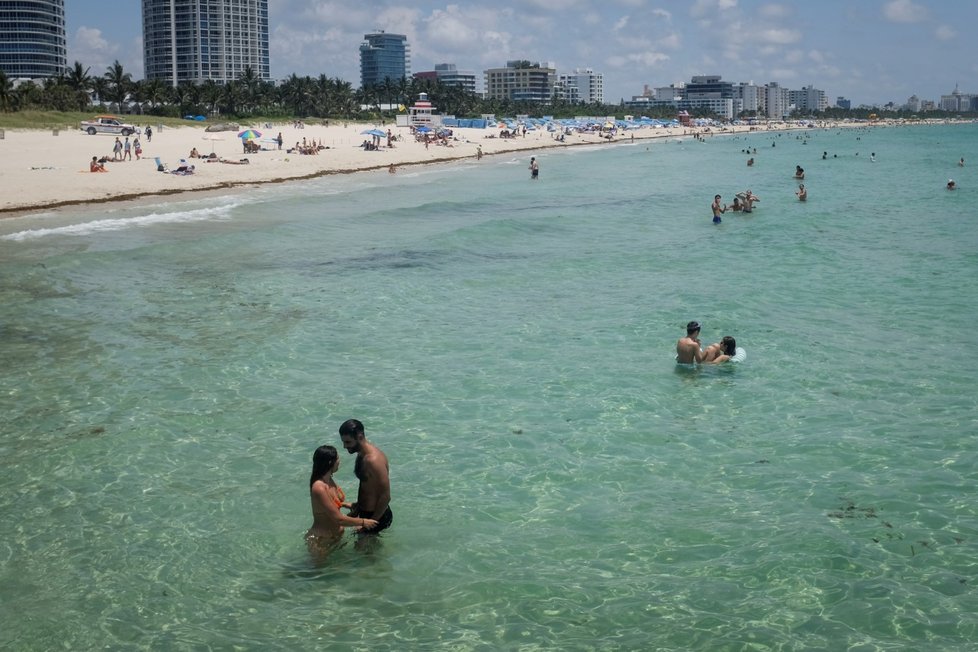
[237,129,262,140]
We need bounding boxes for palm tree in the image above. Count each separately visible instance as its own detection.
[237,65,261,115]
[0,70,14,112]
[65,61,92,111]
[104,60,133,111]
[198,80,221,116]
[65,61,91,93]
[218,80,243,116]
[331,78,355,117]
[90,77,108,108]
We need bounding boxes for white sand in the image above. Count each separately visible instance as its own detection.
[0,120,806,215]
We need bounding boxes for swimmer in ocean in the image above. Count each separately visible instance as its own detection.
[307,445,379,546]
[703,336,737,364]
[796,184,807,201]
[947,179,956,190]
[794,165,805,179]
[712,195,727,224]
[677,321,706,364]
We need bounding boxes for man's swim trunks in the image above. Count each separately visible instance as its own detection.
[358,507,393,534]
[713,215,722,224]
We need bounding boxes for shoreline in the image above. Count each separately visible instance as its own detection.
[0,118,938,218]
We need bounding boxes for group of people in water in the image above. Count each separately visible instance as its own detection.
[306,419,392,553]
[712,190,760,223]
[676,321,737,364]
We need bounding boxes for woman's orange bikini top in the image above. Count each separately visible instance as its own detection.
[332,484,345,508]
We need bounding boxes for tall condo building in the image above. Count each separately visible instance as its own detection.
[0,0,66,79]
[142,0,270,86]
[484,61,557,104]
[359,31,409,88]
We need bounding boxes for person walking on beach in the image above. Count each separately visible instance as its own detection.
[113,137,123,161]
[276,132,283,150]
[339,419,392,534]
[677,321,706,364]
[529,156,539,180]
[145,125,152,142]
[133,136,141,160]
[476,144,483,160]
[123,137,132,161]
[712,194,727,224]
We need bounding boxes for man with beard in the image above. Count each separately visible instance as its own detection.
[338,419,392,534]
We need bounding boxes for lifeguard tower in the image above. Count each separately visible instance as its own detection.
[408,93,440,128]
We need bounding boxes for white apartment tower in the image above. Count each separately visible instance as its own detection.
[142,0,270,86]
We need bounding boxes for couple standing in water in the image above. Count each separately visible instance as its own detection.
[676,321,737,364]
[307,419,392,547]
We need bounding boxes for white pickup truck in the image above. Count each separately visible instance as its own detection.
[80,115,137,136]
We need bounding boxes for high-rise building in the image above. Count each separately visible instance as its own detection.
[359,31,409,88]
[0,0,66,79]
[558,68,604,105]
[484,61,557,104]
[789,85,828,113]
[413,63,476,93]
[142,0,270,86]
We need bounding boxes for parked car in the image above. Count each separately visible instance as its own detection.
[80,115,137,136]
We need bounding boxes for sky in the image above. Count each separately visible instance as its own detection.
[65,0,976,107]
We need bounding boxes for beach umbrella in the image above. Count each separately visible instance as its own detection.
[237,128,262,140]
[361,129,387,137]
[415,125,431,133]
[202,133,223,153]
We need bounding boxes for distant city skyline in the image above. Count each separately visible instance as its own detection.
[64,0,977,107]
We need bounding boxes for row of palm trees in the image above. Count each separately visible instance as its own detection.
[0,59,643,121]
[2,60,972,123]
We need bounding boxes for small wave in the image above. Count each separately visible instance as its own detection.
[1,201,242,241]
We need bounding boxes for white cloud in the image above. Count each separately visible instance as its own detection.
[67,26,142,76]
[613,15,630,31]
[756,28,801,45]
[883,0,927,23]
[768,67,797,81]
[934,25,956,41]
[651,9,672,21]
[605,51,670,69]
[690,0,737,19]
[759,4,789,18]
[807,50,825,64]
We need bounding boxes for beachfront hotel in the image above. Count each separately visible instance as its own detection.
[484,61,557,104]
[556,68,605,105]
[359,31,410,88]
[142,0,270,86]
[626,75,827,120]
[413,63,477,94]
[0,0,66,79]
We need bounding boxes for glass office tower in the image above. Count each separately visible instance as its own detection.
[0,0,66,79]
[359,31,409,88]
[143,0,270,86]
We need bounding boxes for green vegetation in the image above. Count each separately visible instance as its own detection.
[1,62,974,125]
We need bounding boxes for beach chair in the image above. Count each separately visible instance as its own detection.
[154,156,167,172]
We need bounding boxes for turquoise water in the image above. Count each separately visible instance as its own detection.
[2,124,977,650]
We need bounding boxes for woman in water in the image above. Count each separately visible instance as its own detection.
[307,445,378,544]
[703,336,737,364]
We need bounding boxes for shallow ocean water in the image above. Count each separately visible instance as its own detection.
[2,124,977,650]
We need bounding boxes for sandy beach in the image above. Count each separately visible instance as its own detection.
[1,119,819,215]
